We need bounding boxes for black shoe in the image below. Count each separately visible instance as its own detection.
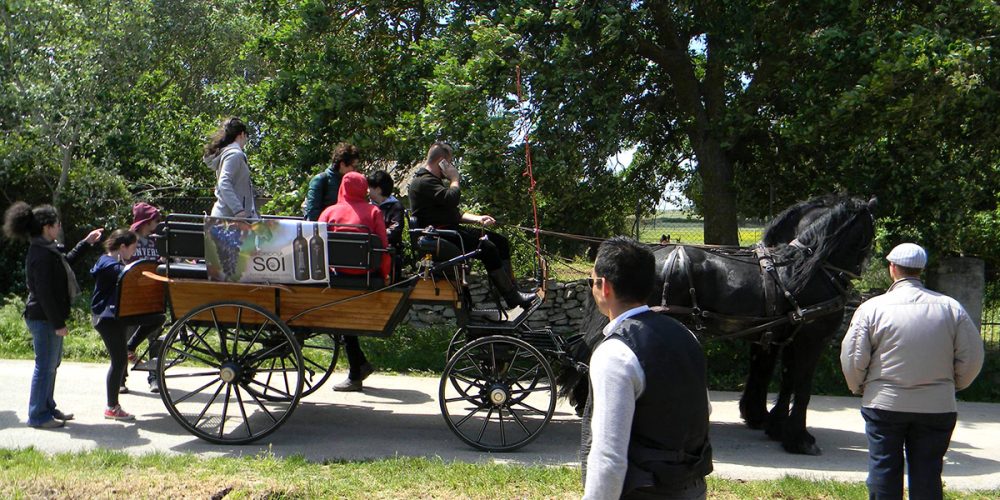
[119,385,129,394]
[51,409,74,421]
[333,378,363,392]
[358,362,375,381]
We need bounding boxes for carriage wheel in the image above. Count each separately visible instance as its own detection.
[297,332,340,397]
[439,336,556,452]
[158,301,304,444]
[445,327,467,361]
[245,330,340,401]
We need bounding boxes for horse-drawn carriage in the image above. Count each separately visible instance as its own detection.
[115,213,579,451]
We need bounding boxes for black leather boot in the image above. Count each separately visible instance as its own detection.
[502,259,538,293]
[488,268,537,309]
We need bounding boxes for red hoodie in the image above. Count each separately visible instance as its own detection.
[318,171,390,279]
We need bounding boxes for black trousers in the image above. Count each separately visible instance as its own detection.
[862,407,957,500]
[344,335,369,380]
[94,317,128,408]
[124,314,166,384]
[438,226,511,271]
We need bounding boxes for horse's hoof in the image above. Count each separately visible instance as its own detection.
[742,415,767,430]
[783,441,822,456]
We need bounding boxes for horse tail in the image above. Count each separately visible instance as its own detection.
[556,291,609,416]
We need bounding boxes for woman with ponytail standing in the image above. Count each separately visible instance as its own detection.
[90,229,139,421]
[203,117,258,219]
[2,202,102,429]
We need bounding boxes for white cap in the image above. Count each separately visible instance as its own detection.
[886,243,927,269]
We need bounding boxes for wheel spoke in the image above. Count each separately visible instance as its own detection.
[193,381,226,428]
[453,402,487,429]
[508,386,551,396]
[187,326,224,362]
[234,385,252,438]
[164,371,221,379]
[243,386,279,424]
[210,308,228,358]
[507,407,531,435]
[280,357,290,397]
[219,383,232,438]
[490,343,497,376]
[510,400,547,415]
[172,377,222,405]
[477,407,494,442]
[303,355,327,373]
[502,346,521,377]
[449,371,487,390]
[246,338,293,365]
[445,393,485,404]
[165,345,220,368]
[461,352,487,378]
[233,307,242,357]
[498,407,506,447]
[239,322,269,360]
[263,357,276,398]
[246,378,296,400]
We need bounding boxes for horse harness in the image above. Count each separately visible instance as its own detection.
[656,242,850,348]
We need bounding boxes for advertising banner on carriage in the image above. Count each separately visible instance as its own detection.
[204,217,329,284]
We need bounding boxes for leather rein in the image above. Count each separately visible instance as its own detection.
[655,241,854,346]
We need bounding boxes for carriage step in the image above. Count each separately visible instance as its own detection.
[470,307,507,323]
[517,330,558,353]
[131,359,158,372]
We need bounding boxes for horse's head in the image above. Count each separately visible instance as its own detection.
[785,196,876,293]
[762,195,844,246]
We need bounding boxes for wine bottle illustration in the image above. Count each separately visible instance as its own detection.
[309,223,326,280]
[293,223,310,281]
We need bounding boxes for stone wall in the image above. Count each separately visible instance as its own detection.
[402,276,590,333]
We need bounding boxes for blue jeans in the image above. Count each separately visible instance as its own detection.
[862,407,957,500]
[26,319,64,426]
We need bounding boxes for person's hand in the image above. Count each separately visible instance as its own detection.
[479,215,496,227]
[440,159,459,181]
[84,228,104,244]
[55,327,69,337]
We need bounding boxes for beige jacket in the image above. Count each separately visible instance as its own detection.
[840,278,984,413]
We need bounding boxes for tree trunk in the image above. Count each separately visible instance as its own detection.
[695,141,739,245]
[54,141,73,206]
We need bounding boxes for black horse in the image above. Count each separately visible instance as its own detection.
[562,195,876,455]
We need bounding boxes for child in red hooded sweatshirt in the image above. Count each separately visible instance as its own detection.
[318,170,389,392]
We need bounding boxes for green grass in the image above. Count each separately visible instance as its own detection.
[0,448,995,499]
[0,294,107,362]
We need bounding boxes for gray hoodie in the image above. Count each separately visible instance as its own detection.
[204,142,258,219]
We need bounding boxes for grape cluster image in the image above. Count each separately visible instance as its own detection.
[209,224,245,280]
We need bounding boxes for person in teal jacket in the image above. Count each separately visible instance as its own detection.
[303,142,360,221]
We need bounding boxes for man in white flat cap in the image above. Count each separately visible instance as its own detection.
[841,243,984,500]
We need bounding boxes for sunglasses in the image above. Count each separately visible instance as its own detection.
[587,277,604,288]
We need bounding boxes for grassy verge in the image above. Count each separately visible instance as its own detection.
[2,448,995,499]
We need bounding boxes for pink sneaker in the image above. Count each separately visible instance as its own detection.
[104,405,135,421]
[127,351,138,362]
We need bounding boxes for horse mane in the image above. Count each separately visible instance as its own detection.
[762,194,848,246]
[783,197,873,294]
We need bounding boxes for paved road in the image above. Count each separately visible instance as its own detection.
[1,360,998,490]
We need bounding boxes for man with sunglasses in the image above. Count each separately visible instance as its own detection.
[583,237,712,499]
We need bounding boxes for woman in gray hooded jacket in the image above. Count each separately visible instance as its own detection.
[203,117,258,219]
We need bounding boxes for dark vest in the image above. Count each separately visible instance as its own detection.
[581,310,713,496]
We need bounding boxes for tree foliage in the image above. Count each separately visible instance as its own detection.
[1,0,999,296]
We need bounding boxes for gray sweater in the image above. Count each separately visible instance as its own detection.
[841,278,984,413]
[205,142,258,218]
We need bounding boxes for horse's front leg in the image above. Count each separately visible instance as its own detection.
[778,325,831,456]
[739,341,779,430]
[765,345,795,441]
